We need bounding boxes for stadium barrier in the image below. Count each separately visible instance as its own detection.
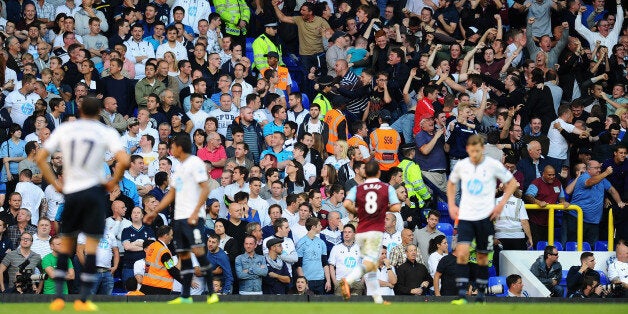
[525,204,583,251]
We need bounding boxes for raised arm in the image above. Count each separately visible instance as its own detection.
[272,0,295,24]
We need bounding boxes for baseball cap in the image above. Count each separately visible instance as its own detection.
[264,51,280,59]
[266,237,284,249]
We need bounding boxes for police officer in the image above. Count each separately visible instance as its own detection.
[252,22,283,72]
[398,143,432,213]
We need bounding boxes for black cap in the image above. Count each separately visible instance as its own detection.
[264,51,280,59]
[379,109,392,121]
[317,75,334,86]
[266,237,284,249]
[329,31,347,43]
[400,143,415,151]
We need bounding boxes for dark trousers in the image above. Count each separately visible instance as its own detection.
[300,53,326,98]
[529,221,549,247]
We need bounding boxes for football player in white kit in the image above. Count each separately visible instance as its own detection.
[36,96,130,311]
[447,135,517,304]
[143,135,219,305]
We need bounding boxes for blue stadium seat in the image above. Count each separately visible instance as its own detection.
[488,266,497,277]
[565,242,592,251]
[597,270,608,285]
[301,93,310,109]
[245,37,255,52]
[560,269,568,286]
[487,276,509,297]
[436,201,454,225]
[594,241,608,251]
[537,241,563,251]
[437,223,454,236]
[537,241,548,251]
[291,80,299,93]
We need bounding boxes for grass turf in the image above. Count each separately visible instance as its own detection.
[2,302,624,314]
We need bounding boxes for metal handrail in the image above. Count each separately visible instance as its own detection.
[608,208,614,251]
[524,204,583,251]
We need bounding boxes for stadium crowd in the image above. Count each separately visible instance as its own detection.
[0,0,626,299]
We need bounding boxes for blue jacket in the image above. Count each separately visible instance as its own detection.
[516,156,549,192]
[235,253,268,293]
[207,248,234,294]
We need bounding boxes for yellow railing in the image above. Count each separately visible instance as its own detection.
[608,208,614,251]
[525,204,583,251]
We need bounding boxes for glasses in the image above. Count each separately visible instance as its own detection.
[549,253,559,256]
[21,237,33,241]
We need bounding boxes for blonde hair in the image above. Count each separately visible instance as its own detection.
[334,140,348,159]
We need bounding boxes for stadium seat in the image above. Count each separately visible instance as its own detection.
[594,241,608,251]
[536,241,563,251]
[301,93,310,109]
[291,80,299,93]
[597,270,609,285]
[436,202,454,225]
[437,223,454,236]
[560,269,568,286]
[537,241,548,251]
[488,266,497,277]
[245,37,255,52]
[487,276,509,297]
[565,242,592,251]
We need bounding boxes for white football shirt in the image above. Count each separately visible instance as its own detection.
[170,155,208,220]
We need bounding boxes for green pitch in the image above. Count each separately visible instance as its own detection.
[2,302,625,314]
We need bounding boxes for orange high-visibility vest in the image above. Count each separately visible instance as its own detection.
[324,109,347,154]
[370,128,400,170]
[261,66,290,91]
[347,136,367,149]
[142,240,174,290]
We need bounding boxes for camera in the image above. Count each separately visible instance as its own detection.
[486,284,504,295]
[600,283,624,298]
[14,260,47,294]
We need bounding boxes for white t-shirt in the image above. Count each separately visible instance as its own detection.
[449,157,513,221]
[547,118,576,160]
[15,182,45,225]
[494,195,528,239]
[290,223,308,245]
[105,217,132,252]
[44,119,124,193]
[186,110,210,136]
[224,182,250,200]
[121,132,141,154]
[248,196,270,227]
[170,155,209,220]
[31,235,52,257]
[6,90,41,127]
[328,242,361,280]
[382,230,402,254]
[78,232,116,268]
[45,184,64,220]
[607,259,628,284]
[156,42,188,61]
[124,171,152,188]
[209,106,239,136]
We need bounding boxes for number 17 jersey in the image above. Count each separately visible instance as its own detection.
[44,120,124,194]
[346,178,400,233]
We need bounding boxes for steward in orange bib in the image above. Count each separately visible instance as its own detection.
[140,226,179,295]
[369,110,401,180]
[323,94,349,155]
